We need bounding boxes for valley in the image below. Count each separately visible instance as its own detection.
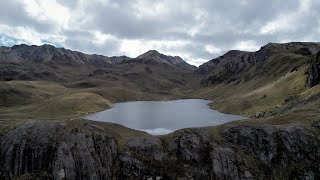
[0,42,320,179]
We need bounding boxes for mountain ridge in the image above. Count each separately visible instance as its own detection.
[196,42,320,86]
[0,44,195,69]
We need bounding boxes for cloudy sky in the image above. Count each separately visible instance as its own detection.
[0,0,319,66]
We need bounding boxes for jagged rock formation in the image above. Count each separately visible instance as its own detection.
[306,51,320,87]
[0,120,319,179]
[0,121,118,179]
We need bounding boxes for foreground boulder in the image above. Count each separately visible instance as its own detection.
[0,120,319,179]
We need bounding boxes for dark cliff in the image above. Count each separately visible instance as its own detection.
[0,119,319,179]
[306,51,320,87]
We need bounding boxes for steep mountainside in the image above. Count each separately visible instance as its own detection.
[195,42,320,117]
[197,42,320,85]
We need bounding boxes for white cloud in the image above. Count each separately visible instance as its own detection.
[0,24,66,46]
[232,40,259,52]
[0,36,16,46]
[205,44,222,54]
[22,0,70,29]
[183,57,208,67]
[0,25,42,45]
[92,31,117,45]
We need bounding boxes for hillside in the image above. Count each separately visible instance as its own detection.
[194,42,320,117]
[0,44,199,119]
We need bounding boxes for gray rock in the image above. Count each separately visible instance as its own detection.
[0,120,118,179]
[0,120,319,179]
[222,125,320,171]
[255,112,265,118]
[127,137,167,161]
[306,51,320,87]
[210,145,242,180]
[168,129,210,161]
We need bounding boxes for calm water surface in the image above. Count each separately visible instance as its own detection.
[84,99,247,135]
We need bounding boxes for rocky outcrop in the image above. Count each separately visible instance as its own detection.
[294,48,312,56]
[119,129,249,179]
[0,120,319,179]
[0,121,118,179]
[306,51,320,87]
[223,125,320,179]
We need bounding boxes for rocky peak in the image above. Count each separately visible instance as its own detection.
[196,50,252,77]
[136,50,196,69]
[138,50,161,57]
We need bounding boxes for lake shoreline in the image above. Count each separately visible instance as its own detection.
[84,99,247,135]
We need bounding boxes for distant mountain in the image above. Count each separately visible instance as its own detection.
[0,44,196,94]
[0,44,131,65]
[0,45,195,70]
[133,50,196,70]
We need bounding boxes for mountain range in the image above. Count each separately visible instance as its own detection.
[0,42,320,179]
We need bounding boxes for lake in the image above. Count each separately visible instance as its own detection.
[84,99,247,135]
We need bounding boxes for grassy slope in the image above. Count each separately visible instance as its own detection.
[194,52,319,117]
[0,81,112,119]
[0,61,199,119]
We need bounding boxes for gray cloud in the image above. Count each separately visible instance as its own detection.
[0,0,319,66]
[0,1,54,33]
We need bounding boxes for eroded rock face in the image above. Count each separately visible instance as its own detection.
[306,51,320,87]
[119,129,249,179]
[0,121,319,179]
[223,125,320,179]
[0,121,118,180]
